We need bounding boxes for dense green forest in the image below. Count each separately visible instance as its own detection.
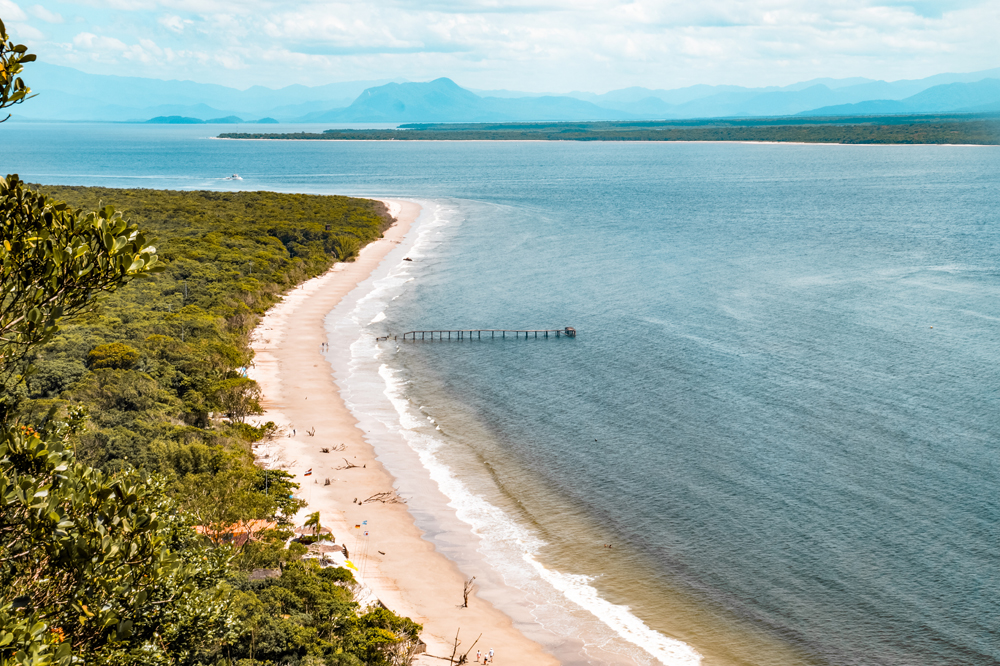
[1,181,423,665]
[220,114,1000,144]
[23,185,391,473]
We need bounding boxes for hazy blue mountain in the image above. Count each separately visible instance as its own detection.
[593,84,769,106]
[559,69,1000,118]
[801,99,910,116]
[8,61,1000,123]
[802,79,1000,116]
[903,78,1000,111]
[484,95,628,121]
[310,78,627,122]
[332,78,483,121]
[596,96,674,116]
[260,99,356,121]
[661,84,842,118]
[781,77,875,91]
[13,62,398,121]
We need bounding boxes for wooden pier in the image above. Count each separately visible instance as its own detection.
[377,327,576,342]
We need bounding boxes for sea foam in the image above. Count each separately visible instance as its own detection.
[331,200,702,666]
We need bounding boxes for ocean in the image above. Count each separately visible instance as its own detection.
[2,123,999,665]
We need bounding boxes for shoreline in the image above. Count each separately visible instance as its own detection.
[211,136,1000,146]
[247,199,559,665]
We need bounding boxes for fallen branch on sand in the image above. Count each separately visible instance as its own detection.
[362,491,404,504]
[336,458,359,470]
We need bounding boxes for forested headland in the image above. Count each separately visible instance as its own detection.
[23,184,392,473]
[219,113,1000,144]
[1,182,425,665]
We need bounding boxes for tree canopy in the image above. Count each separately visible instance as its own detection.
[0,176,159,395]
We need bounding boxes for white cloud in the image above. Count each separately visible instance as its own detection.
[9,22,44,39]
[157,14,191,32]
[14,0,1000,90]
[0,0,28,21]
[73,31,128,51]
[29,4,63,22]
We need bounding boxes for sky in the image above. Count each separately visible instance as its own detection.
[1,0,999,93]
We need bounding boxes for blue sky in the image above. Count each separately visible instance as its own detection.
[1,0,998,92]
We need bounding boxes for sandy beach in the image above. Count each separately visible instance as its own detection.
[248,199,559,665]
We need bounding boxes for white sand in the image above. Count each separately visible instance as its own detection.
[248,200,558,665]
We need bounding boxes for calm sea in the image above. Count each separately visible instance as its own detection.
[3,123,999,666]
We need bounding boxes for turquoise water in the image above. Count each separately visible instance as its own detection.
[2,124,999,665]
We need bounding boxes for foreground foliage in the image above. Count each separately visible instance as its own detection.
[0,416,231,665]
[1,414,421,666]
[0,18,35,120]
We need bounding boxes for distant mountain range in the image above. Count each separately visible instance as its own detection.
[145,115,279,124]
[802,79,1000,116]
[9,62,1000,123]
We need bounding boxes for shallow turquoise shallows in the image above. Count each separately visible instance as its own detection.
[3,123,999,666]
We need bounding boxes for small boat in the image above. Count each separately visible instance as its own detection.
[223,174,243,181]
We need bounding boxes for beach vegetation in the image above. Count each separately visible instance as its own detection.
[212,377,264,423]
[1,126,415,666]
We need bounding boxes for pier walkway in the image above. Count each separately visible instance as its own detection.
[377,327,576,342]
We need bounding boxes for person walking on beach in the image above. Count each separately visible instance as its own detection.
[488,648,494,662]
[476,649,481,663]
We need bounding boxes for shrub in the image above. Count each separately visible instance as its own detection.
[212,377,264,423]
[87,342,140,369]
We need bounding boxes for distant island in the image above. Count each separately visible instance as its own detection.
[146,115,278,124]
[218,113,1000,144]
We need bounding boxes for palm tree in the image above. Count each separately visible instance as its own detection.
[304,511,322,537]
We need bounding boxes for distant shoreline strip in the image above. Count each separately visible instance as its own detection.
[218,117,1000,145]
